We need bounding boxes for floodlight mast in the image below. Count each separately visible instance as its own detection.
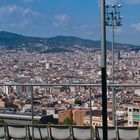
[105,4,122,126]
[100,0,108,140]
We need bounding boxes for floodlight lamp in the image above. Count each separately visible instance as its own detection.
[117,4,122,8]
[113,16,117,20]
[117,22,122,26]
[119,16,123,19]
[112,4,116,8]
[105,5,109,8]
[107,17,110,20]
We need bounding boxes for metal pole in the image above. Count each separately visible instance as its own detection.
[31,85,34,140]
[89,86,93,140]
[139,111,140,125]
[101,0,108,140]
[112,22,116,126]
[105,4,122,127]
[100,0,108,140]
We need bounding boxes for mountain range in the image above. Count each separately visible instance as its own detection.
[0,31,139,53]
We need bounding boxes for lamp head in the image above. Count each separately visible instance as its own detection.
[105,5,109,8]
[112,4,116,8]
[117,4,122,8]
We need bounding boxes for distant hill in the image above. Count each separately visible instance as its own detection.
[0,31,43,50]
[0,31,139,53]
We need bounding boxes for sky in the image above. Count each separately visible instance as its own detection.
[0,0,140,45]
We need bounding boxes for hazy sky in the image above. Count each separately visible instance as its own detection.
[0,0,140,45]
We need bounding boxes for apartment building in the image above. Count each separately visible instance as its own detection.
[128,105,140,126]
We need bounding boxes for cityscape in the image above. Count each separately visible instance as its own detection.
[0,0,140,139]
[0,32,139,128]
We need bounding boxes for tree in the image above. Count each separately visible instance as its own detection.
[63,117,74,125]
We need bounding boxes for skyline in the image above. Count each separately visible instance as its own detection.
[0,0,140,45]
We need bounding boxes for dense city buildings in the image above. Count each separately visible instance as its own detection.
[0,47,139,126]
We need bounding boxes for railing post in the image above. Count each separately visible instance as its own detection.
[112,22,116,126]
[89,85,93,140]
[31,85,34,140]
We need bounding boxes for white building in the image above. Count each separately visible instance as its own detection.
[127,105,140,126]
